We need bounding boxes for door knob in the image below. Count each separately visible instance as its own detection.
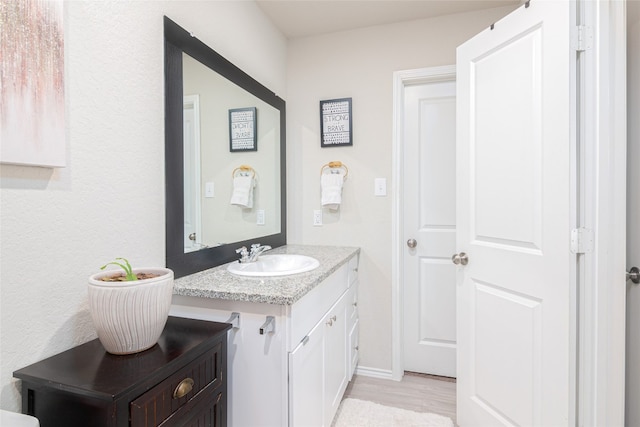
[189,233,196,241]
[628,267,640,284]
[407,239,417,249]
[452,252,469,266]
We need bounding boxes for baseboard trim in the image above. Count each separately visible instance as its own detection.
[354,366,397,380]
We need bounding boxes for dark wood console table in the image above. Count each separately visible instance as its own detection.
[14,316,231,427]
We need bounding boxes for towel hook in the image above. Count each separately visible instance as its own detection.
[321,161,348,179]
[232,165,256,179]
[259,316,275,335]
[226,312,241,329]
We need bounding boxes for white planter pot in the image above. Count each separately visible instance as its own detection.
[88,267,174,355]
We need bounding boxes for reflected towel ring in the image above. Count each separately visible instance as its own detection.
[232,165,256,179]
[320,161,348,179]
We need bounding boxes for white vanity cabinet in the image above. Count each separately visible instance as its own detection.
[170,246,359,427]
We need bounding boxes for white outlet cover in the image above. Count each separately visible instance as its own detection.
[313,210,323,226]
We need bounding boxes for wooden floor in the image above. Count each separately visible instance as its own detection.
[342,372,457,424]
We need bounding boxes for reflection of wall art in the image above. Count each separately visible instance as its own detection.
[229,107,257,152]
[320,98,352,148]
[0,0,66,167]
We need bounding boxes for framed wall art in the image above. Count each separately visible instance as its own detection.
[1,0,66,167]
[320,98,352,147]
[229,107,257,152]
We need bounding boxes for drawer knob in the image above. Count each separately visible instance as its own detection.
[326,316,337,326]
[173,378,194,399]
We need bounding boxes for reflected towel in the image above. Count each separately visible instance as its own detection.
[230,176,255,208]
[321,173,344,211]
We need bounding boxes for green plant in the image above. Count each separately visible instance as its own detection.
[100,257,137,281]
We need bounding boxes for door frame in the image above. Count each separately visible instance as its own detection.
[391,65,456,381]
[576,1,627,425]
[390,1,627,423]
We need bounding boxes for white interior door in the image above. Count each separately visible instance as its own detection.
[456,2,573,425]
[403,74,457,377]
[183,95,201,253]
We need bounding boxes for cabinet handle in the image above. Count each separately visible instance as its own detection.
[173,378,194,399]
[326,315,337,326]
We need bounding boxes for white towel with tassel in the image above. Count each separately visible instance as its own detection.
[321,173,344,211]
[230,176,255,208]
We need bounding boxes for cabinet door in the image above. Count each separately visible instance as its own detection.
[346,281,359,379]
[348,318,359,380]
[323,292,348,425]
[289,320,324,427]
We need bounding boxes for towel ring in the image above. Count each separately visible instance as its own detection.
[232,165,256,179]
[321,161,348,178]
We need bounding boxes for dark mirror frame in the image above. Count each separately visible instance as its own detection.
[164,16,287,279]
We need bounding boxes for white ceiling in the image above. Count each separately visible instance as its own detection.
[256,0,522,39]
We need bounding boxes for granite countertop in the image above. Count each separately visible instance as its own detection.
[173,245,360,305]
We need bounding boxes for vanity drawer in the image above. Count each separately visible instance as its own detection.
[347,281,358,324]
[130,343,223,426]
[347,255,359,286]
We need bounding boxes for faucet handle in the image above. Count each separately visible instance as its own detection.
[250,243,261,251]
[236,246,251,263]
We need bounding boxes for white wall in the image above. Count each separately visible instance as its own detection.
[0,0,286,412]
[626,1,640,424]
[286,6,516,372]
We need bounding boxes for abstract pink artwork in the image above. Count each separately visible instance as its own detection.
[1,0,65,167]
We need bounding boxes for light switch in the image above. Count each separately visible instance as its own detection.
[205,182,215,198]
[374,178,387,196]
[257,209,265,225]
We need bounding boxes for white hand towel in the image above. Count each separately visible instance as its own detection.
[321,173,344,211]
[230,176,255,208]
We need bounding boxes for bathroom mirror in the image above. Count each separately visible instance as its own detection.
[164,16,286,278]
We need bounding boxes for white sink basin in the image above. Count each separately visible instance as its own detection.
[227,254,320,277]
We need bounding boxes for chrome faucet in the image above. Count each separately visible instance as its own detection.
[248,244,271,261]
[235,244,272,263]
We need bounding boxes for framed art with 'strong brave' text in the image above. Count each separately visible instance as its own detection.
[229,107,257,152]
[320,98,352,148]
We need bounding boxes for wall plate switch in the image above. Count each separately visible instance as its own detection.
[257,209,265,225]
[375,178,387,196]
[313,210,323,226]
[205,182,215,198]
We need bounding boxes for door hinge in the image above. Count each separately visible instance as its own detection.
[571,228,594,254]
[572,25,593,52]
